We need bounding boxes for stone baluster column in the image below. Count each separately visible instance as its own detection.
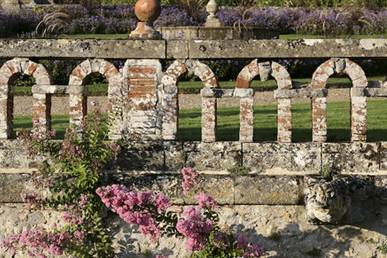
[346,59,368,142]
[0,84,11,139]
[32,91,51,135]
[312,96,327,142]
[277,98,292,143]
[201,95,217,142]
[68,86,87,130]
[351,95,367,142]
[236,88,254,143]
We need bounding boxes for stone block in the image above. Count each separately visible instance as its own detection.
[234,176,301,204]
[0,140,42,168]
[0,39,166,59]
[164,141,185,172]
[184,141,242,171]
[243,143,321,174]
[379,142,387,171]
[0,173,33,203]
[322,143,379,174]
[107,173,184,205]
[183,175,234,205]
[116,141,164,171]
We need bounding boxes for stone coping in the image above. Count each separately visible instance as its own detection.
[0,39,386,59]
[1,140,387,175]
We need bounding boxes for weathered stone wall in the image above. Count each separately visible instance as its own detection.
[0,39,387,257]
[2,204,387,258]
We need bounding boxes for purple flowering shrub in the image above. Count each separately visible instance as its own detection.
[1,111,119,257]
[97,167,264,257]
[1,5,387,37]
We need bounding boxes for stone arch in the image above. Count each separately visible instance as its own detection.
[0,58,51,139]
[236,60,293,142]
[310,58,368,142]
[68,59,122,137]
[161,60,218,141]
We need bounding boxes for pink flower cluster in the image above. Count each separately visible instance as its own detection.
[180,167,199,194]
[0,228,75,258]
[196,192,218,210]
[237,234,264,258]
[59,138,84,160]
[176,206,214,251]
[79,193,89,208]
[63,211,83,225]
[96,184,171,241]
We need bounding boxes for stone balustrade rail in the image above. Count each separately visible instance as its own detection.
[0,38,386,143]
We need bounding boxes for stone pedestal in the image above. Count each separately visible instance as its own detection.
[1,0,21,14]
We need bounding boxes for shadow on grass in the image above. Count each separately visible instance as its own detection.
[176,128,366,143]
[12,116,69,139]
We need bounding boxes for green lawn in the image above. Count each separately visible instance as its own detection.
[178,99,387,142]
[12,99,387,142]
[176,76,384,94]
[13,77,385,96]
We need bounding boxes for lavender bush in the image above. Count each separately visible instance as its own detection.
[1,5,387,38]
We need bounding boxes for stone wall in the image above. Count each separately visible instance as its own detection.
[0,39,387,257]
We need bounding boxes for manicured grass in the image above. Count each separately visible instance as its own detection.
[12,99,387,142]
[178,99,387,142]
[14,115,69,139]
[177,76,384,94]
[13,77,385,96]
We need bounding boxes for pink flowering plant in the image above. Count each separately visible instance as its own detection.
[2,111,118,257]
[3,107,263,258]
[97,167,264,258]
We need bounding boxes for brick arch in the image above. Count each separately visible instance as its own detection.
[0,58,51,139]
[68,59,122,136]
[310,58,368,142]
[236,60,293,142]
[161,60,218,141]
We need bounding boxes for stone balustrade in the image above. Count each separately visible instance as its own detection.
[0,38,386,143]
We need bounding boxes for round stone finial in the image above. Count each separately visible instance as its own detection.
[134,0,161,23]
[130,0,161,39]
[205,0,222,28]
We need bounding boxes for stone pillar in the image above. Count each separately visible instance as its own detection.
[161,83,178,140]
[351,96,367,142]
[277,98,292,143]
[202,96,217,142]
[312,97,327,142]
[68,86,87,130]
[32,93,51,135]
[124,59,162,140]
[0,86,12,139]
[240,97,254,143]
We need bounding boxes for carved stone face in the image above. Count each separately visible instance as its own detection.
[306,181,350,224]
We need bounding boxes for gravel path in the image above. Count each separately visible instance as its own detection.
[13,89,351,115]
